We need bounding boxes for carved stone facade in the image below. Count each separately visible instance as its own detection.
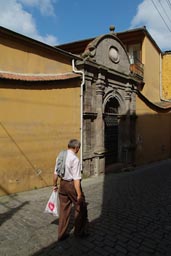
[76,29,137,176]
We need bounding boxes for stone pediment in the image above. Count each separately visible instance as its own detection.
[82,31,130,75]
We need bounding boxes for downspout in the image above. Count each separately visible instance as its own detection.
[159,53,171,102]
[72,59,85,171]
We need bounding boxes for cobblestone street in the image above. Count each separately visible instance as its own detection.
[0,159,171,256]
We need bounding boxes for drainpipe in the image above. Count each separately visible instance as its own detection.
[72,59,85,171]
[159,53,171,102]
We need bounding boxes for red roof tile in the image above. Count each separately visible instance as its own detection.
[0,71,80,81]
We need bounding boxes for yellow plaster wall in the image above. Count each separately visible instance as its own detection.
[141,37,161,103]
[0,81,80,195]
[162,53,171,99]
[135,97,171,165]
[0,36,72,74]
[135,37,171,164]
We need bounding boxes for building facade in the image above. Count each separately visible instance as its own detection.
[119,28,171,165]
[75,30,138,176]
[60,26,171,176]
[0,25,171,195]
[0,26,82,195]
[162,51,171,100]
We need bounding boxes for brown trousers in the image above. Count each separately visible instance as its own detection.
[58,179,88,240]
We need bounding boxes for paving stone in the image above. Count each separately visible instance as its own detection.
[115,252,126,256]
[127,240,141,249]
[1,159,171,256]
[115,244,128,254]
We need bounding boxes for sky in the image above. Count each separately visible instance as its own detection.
[0,0,171,51]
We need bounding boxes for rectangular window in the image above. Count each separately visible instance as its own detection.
[128,44,141,64]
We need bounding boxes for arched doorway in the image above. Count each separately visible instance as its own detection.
[104,97,120,166]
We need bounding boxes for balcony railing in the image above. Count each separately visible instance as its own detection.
[129,57,144,79]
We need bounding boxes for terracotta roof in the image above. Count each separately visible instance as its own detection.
[57,27,162,56]
[0,71,81,81]
[57,38,94,55]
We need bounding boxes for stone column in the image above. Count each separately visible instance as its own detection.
[123,84,132,164]
[94,73,105,175]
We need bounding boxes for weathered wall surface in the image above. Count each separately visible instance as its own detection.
[162,53,171,100]
[0,30,72,74]
[0,30,80,195]
[135,98,171,165]
[136,37,171,165]
[141,37,161,102]
[0,81,80,195]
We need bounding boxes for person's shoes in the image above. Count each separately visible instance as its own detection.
[58,233,70,242]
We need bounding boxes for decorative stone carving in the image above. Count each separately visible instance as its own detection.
[96,78,105,96]
[109,46,120,64]
[80,29,137,176]
[83,112,97,120]
[125,87,132,100]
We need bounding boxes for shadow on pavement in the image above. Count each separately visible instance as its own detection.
[31,161,171,256]
[0,183,30,226]
[0,201,29,226]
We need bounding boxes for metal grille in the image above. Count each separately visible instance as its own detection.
[104,98,119,165]
[104,115,118,127]
[104,114,118,165]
